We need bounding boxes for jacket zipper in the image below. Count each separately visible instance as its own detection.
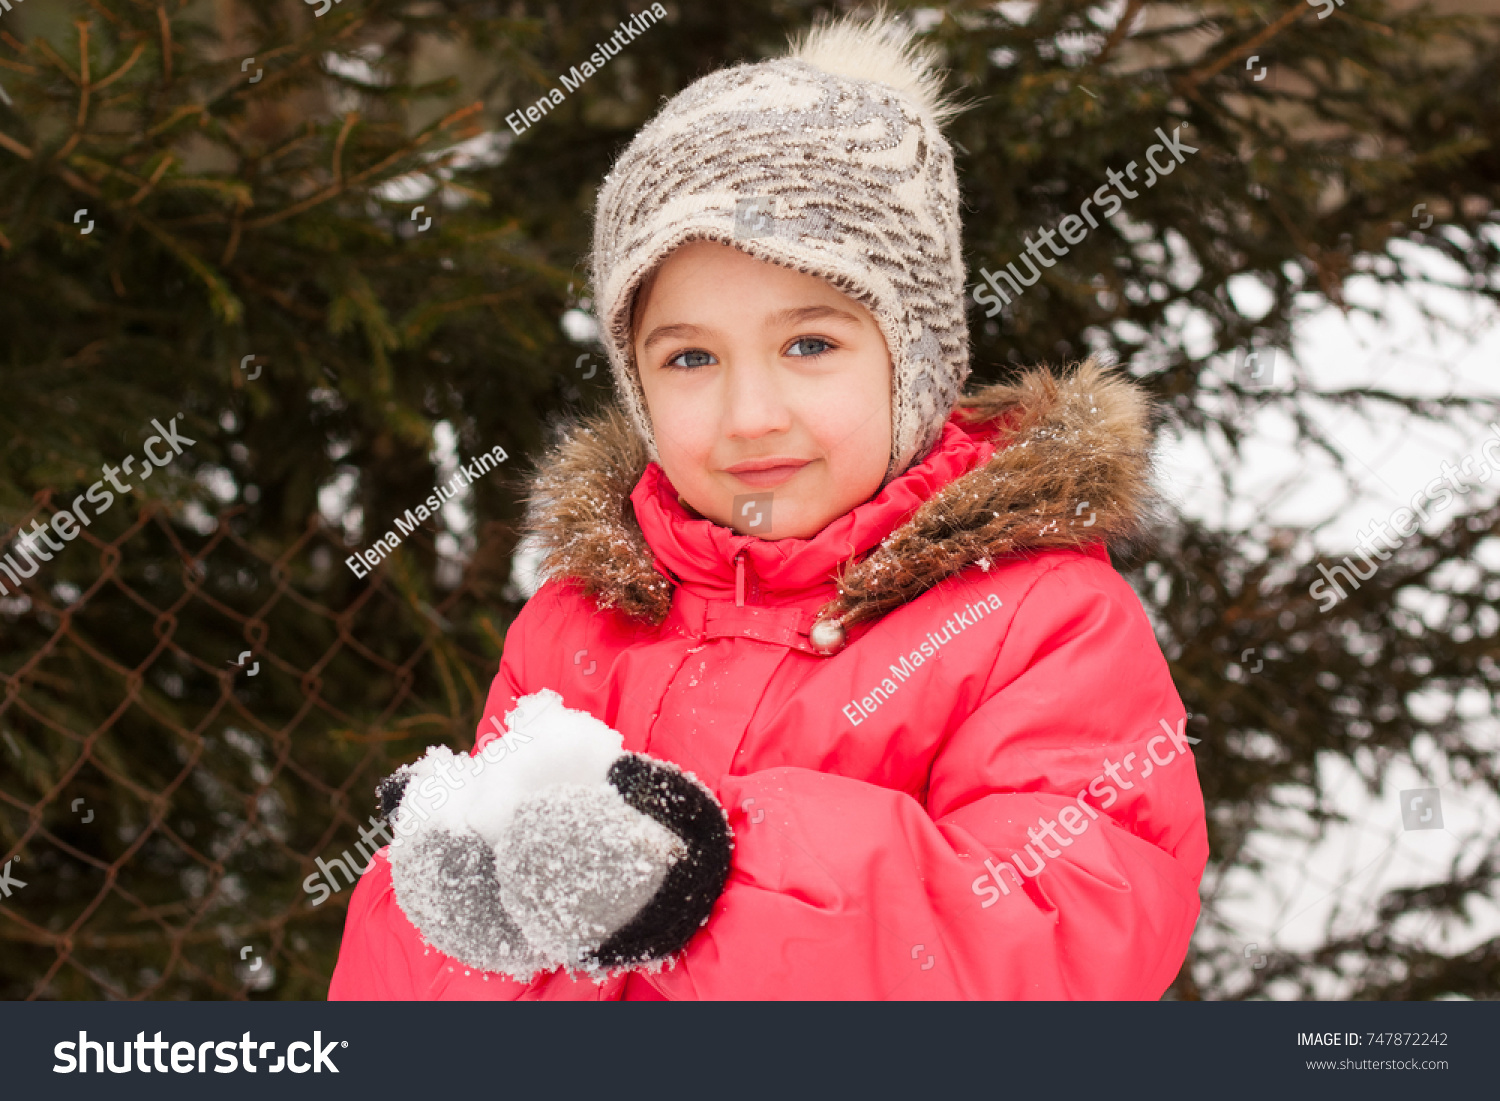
[733,548,761,607]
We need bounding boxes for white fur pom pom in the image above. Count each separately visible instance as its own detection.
[786,5,963,128]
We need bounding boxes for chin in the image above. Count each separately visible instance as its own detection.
[709,499,812,539]
[760,509,821,540]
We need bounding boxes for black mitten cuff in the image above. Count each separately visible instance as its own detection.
[593,754,733,967]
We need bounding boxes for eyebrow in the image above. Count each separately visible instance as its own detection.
[640,304,863,353]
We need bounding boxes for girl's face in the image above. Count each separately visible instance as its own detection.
[631,239,892,541]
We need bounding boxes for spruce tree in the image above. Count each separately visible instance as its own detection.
[1,0,1497,999]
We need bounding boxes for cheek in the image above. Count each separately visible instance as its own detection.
[819,381,890,453]
[643,380,717,467]
[805,394,890,500]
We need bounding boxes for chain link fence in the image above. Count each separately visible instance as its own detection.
[0,491,516,999]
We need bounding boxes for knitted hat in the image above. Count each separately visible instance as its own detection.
[588,9,970,487]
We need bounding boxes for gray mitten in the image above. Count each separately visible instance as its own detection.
[379,689,732,981]
[385,820,548,977]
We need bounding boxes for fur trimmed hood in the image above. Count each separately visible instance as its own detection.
[519,356,1161,637]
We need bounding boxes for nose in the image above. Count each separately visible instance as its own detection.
[719,354,792,442]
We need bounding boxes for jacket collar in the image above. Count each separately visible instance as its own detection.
[520,357,1160,634]
[628,418,995,604]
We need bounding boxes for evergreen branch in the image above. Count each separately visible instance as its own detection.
[81,0,127,28]
[133,211,243,324]
[220,205,242,266]
[59,338,111,369]
[32,39,81,86]
[328,267,400,354]
[157,3,173,84]
[400,288,526,343]
[434,180,491,207]
[0,128,32,159]
[1088,0,1144,72]
[0,57,39,75]
[1175,4,1309,97]
[259,122,318,167]
[92,39,148,92]
[1267,193,1348,312]
[144,102,205,139]
[234,271,323,321]
[241,102,482,231]
[74,20,91,131]
[66,152,150,189]
[330,110,356,191]
[160,175,253,207]
[222,10,375,109]
[1300,387,1500,418]
[157,212,227,228]
[237,114,360,230]
[55,165,101,197]
[126,151,175,205]
[339,100,483,189]
[53,129,84,163]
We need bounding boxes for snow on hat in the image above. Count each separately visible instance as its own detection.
[589,8,970,487]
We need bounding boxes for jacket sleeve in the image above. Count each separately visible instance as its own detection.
[646,554,1210,1000]
[328,581,627,1001]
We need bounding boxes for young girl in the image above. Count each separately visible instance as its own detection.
[329,10,1207,1001]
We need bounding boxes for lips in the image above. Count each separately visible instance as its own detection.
[723,459,810,488]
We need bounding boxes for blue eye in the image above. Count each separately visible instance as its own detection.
[665,349,716,369]
[787,336,834,357]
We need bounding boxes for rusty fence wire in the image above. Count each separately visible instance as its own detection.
[0,490,515,999]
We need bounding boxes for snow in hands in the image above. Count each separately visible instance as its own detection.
[380,688,732,981]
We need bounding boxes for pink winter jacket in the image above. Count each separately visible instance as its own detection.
[328,359,1209,1000]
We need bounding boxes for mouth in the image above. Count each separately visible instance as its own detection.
[723,459,811,488]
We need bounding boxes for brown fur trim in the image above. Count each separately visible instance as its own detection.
[518,355,1160,631]
[817,355,1160,630]
[519,402,676,624]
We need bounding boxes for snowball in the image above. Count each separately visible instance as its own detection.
[464,688,625,843]
[391,688,624,847]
